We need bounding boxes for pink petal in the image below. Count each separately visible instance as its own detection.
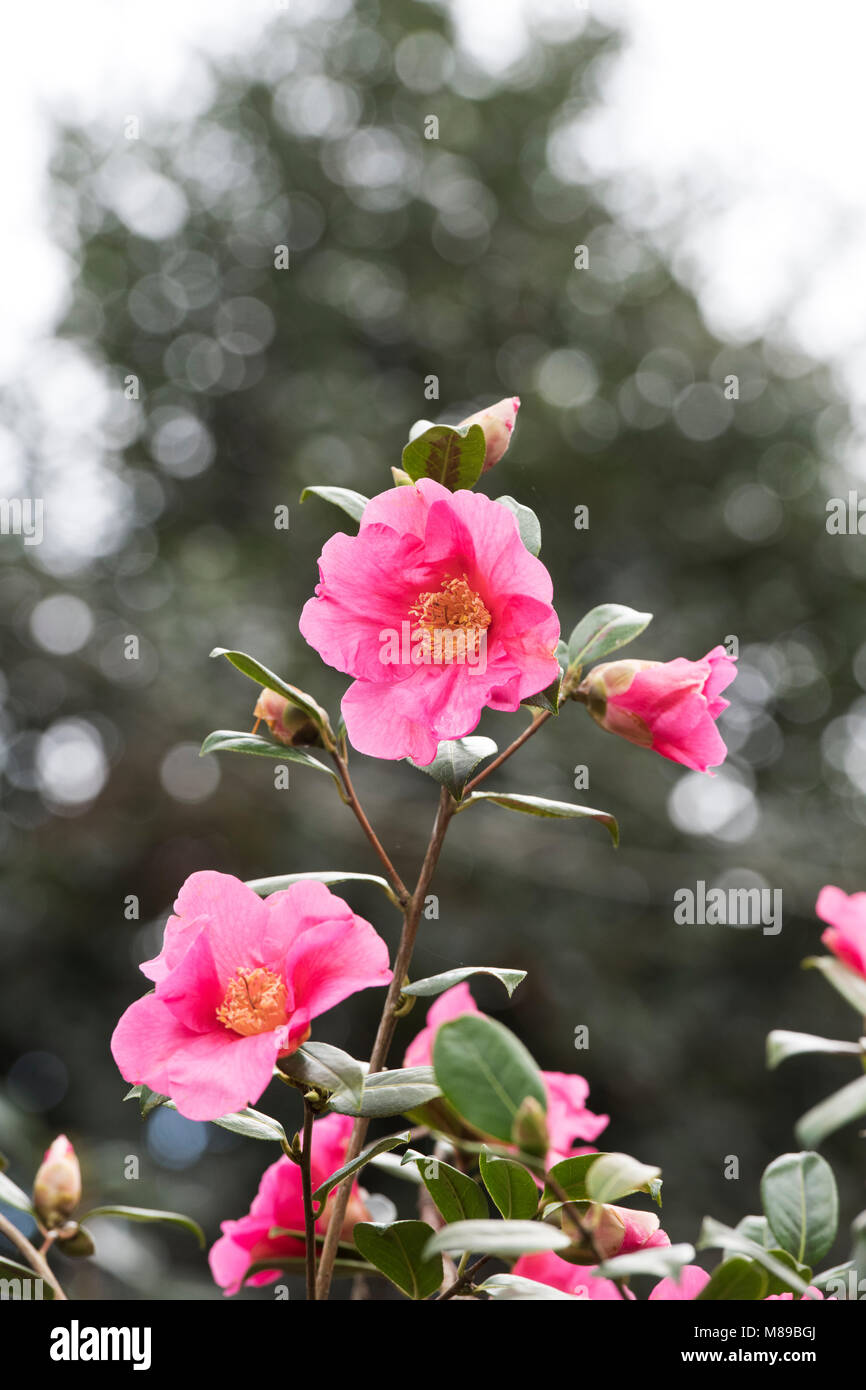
[283,914,392,1023]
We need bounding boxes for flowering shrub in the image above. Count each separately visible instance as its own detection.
[3,402,865,1304]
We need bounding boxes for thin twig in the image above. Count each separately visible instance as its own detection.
[332,752,411,904]
[438,1255,490,1300]
[300,1100,318,1302]
[0,1209,67,1301]
[463,710,552,796]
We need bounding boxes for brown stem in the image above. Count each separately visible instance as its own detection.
[315,786,455,1300]
[300,1099,318,1301]
[332,752,411,904]
[0,1209,67,1301]
[438,1255,490,1300]
[463,710,552,796]
[543,1175,628,1300]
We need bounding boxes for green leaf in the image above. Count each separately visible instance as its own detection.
[209,648,333,743]
[521,674,561,715]
[697,1217,809,1296]
[424,1220,571,1259]
[56,1225,95,1258]
[123,1083,170,1117]
[328,1067,441,1119]
[810,1260,855,1295]
[566,603,652,673]
[433,1015,547,1144]
[761,1151,838,1266]
[803,956,866,1015]
[126,1090,288,1144]
[81,1206,204,1248]
[402,966,526,1000]
[300,485,369,523]
[245,1255,376,1282]
[476,1273,578,1300]
[354,1221,444,1299]
[279,1042,366,1114]
[595,1243,696,1282]
[459,791,618,846]
[766,1029,863,1069]
[479,1151,539,1220]
[200,730,340,787]
[312,1132,410,1208]
[401,422,486,491]
[495,496,542,555]
[409,736,497,799]
[796,1075,866,1148]
[403,1152,488,1224]
[697,1257,767,1301]
[542,1153,603,1207]
[762,1248,814,1298]
[247,869,400,908]
[585,1152,662,1205]
[732,1214,771,1250]
[0,1254,56,1295]
[0,1171,36,1217]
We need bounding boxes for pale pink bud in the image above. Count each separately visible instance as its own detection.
[457,396,520,471]
[254,689,321,747]
[33,1135,81,1229]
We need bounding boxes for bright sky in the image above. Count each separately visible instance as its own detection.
[2,0,865,410]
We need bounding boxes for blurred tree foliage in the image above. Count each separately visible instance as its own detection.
[1,0,864,1298]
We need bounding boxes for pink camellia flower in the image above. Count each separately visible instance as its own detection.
[512,1251,633,1300]
[815,885,866,979]
[299,478,560,765]
[111,871,392,1121]
[457,396,521,471]
[766,1288,826,1301]
[649,1265,711,1300]
[568,1204,669,1262]
[577,645,737,773]
[209,1114,370,1295]
[33,1135,81,1230]
[404,984,608,1164]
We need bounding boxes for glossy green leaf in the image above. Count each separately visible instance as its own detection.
[300,485,369,523]
[697,1217,809,1295]
[804,955,866,1014]
[126,1090,287,1144]
[424,1219,571,1259]
[585,1152,662,1205]
[0,1255,56,1295]
[521,673,561,714]
[697,1257,767,1301]
[761,1151,838,1266]
[542,1153,602,1207]
[795,1074,866,1148]
[476,1273,578,1300]
[595,1242,696,1282]
[247,869,400,908]
[459,791,618,845]
[766,1029,863,1069]
[124,1083,170,1117]
[354,1220,443,1299]
[762,1248,814,1298]
[312,1131,410,1208]
[401,422,486,491]
[479,1151,539,1220]
[495,495,541,555]
[279,1042,366,1114]
[328,1067,440,1119]
[56,1225,95,1258]
[410,736,497,799]
[209,648,333,741]
[200,730,339,786]
[433,1015,547,1144]
[402,966,526,1000]
[402,1151,488,1224]
[566,604,652,673]
[82,1205,204,1248]
[0,1171,36,1217]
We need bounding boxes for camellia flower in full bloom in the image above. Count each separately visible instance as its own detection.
[299,478,561,765]
[404,984,608,1164]
[111,871,392,1121]
[577,645,737,773]
[815,885,866,980]
[209,1114,369,1295]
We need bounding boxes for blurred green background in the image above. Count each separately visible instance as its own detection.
[2,0,864,1298]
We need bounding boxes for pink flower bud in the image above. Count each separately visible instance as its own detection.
[564,1203,668,1262]
[254,689,321,747]
[457,396,520,471]
[577,645,737,773]
[33,1135,81,1229]
[815,886,866,980]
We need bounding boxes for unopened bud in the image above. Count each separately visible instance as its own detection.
[575,660,658,748]
[511,1094,549,1158]
[457,396,520,472]
[254,689,322,747]
[33,1136,81,1230]
[561,1202,668,1263]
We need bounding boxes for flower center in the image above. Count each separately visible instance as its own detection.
[216,966,288,1037]
[409,575,491,633]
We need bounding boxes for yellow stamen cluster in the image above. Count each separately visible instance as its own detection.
[216,966,288,1037]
